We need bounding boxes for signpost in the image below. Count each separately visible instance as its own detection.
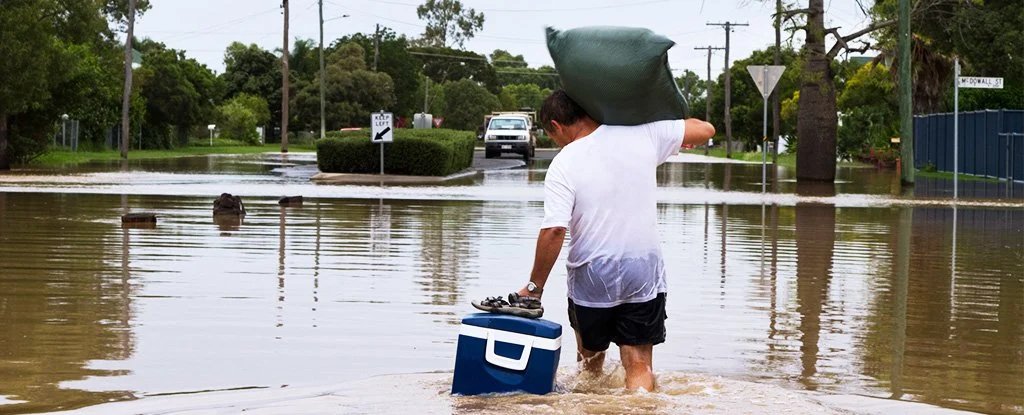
[371,111,393,176]
[952,58,1003,199]
[746,65,786,194]
[207,124,216,146]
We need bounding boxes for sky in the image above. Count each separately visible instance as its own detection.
[133,0,875,78]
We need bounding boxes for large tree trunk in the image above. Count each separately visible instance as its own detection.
[796,0,837,182]
[0,113,9,171]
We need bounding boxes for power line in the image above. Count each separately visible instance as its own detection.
[325,1,546,44]
[496,70,558,77]
[357,0,673,13]
[408,51,532,66]
[161,6,282,42]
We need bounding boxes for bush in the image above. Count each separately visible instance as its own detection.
[318,128,475,176]
[536,134,556,149]
[218,99,260,144]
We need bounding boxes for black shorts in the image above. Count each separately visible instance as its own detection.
[567,293,667,352]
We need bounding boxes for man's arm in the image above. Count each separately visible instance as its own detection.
[683,118,715,146]
[517,227,566,299]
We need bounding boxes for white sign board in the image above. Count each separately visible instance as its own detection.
[371,112,394,143]
[747,65,787,98]
[958,77,1003,89]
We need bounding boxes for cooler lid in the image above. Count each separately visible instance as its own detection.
[461,313,562,339]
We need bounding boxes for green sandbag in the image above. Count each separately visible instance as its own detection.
[546,26,688,125]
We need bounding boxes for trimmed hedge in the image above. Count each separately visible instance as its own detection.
[318,128,475,176]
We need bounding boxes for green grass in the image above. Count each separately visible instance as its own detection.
[28,140,314,167]
[684,147,798,168]
[915,170,1003,183]
[683,147,871,169]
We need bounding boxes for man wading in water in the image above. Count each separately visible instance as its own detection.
[475,90,715,391]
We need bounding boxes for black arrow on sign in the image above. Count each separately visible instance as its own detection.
[374,127,391,142]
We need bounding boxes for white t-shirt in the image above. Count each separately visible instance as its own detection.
[541,120,685,308]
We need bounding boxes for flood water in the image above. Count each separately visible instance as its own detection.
[0,153,1022,414]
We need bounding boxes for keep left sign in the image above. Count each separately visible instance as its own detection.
[371,112,394,143]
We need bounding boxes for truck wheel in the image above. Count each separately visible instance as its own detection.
[485,149,497,159]
[522,150,531,162]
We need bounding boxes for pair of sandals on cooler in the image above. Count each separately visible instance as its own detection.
[472,293,544,319]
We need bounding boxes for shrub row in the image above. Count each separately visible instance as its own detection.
[318,128,475,176]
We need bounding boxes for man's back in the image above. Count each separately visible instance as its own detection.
[541,120,684,307]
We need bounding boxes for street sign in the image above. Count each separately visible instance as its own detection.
[746,65,786,194]
[958,77,1003,89]
[747,65,786,98]
[371,112,394,143]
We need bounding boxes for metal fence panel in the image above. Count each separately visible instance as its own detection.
[914,109,1024,181]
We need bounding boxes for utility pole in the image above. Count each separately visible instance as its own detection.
[318,0,325,140]
[373,23,381,72]
[281,0,290,153]
[120,0,138,160]
[695,46,724,156]
[898,0,914,184]
[772,0,782,164]
[708,21,749,159]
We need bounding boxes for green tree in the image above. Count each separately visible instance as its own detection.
[231,93,271,127]
[871,0,1023,111]
[709,47,802,150]
[335,28,422,118]
[221,42,281,139]
[837,63,899,159]
[442,79,499,131]
[416,0,485,48]
[675,70,708,119]
[290,38,319,82]
[135,39,222,147]
[502,84,551,111]
[292,43,395,130]
[490,49,560,89]
[218,99,259,144]
[411,76,447,115]
[0,0,149,169]
[782,0,895,181]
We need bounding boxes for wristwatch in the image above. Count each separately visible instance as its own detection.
[526,281,543,295]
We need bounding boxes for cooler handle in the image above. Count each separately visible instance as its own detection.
[484,330,534,371]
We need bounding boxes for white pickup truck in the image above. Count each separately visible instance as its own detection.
[483,112,537,160]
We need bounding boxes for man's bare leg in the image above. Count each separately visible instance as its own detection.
[620,344,655,391]
[575,331,605,373]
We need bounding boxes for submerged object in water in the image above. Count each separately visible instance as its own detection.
[213,193,245,216]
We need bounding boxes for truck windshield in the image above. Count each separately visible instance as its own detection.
[489,118,527,130]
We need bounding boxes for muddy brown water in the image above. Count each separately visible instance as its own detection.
[0,153,1021,414]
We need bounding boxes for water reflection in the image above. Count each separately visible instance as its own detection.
[794,183,837,390]
[0,193,136,413]
[213,215,244,233]
[0,189,1021,414]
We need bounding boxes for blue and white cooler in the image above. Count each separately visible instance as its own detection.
[451,313,562,395]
